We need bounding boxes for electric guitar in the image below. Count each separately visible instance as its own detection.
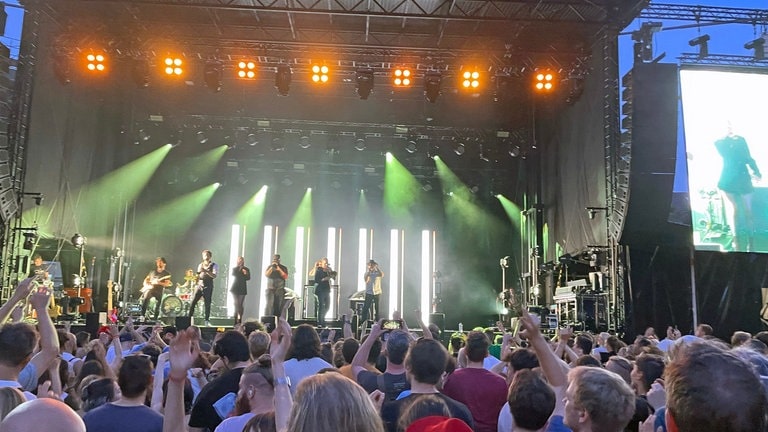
[140,275,172,294]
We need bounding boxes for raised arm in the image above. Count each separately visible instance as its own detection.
[164,328,200,432]
[0,278,34,324]
[414,309,432,340]
[27,285,60,380]
[272,317,293,432]
[351,320,383,378]
[519,309,568,387]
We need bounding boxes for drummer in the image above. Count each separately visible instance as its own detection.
[176,268,198,295]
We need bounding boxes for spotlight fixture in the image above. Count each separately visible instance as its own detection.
[631,22,662,63]
[354,138,366,151]
[461,70,480,89]
[299,135,311,149]
[204,61,223,92]
[22,231,38,250]
[196,131,208,144]
[164,56,184,76]
[508,146,521,158]
[311,64,330,83]
[275,65,292,96]
[479,144,490,162]
[405,140,418,154]
[534,70,556,92]
[356,68,374,100]
[393,68,412,87]
[453,142,465,156]
[744,37,766,60]
[237,61,257,79]
[71,233,86,247]
[424,71,442,103]
[246,133,258,146]
[85,52,106,72]
[688,34,710,58]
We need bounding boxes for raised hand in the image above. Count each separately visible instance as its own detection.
[28,284,52,311]
[12,278,35,301]
[270,317,292,362]
[168,328,200,381]
[518,309,541,341]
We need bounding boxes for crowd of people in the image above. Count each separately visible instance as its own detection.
[0,276,767,432]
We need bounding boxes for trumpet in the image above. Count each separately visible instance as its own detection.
[326,265,338,280]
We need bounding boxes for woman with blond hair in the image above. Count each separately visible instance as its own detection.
[287,373,384,432]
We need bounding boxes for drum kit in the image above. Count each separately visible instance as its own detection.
[142,269,201,319]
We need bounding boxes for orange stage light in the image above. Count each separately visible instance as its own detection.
[393,68,412,87]
[461,70,480,89]
[311,64,329,83]
[237,61,257,79]
[534,70,556,92]
[164,57,184,76]
[85,53,106,72]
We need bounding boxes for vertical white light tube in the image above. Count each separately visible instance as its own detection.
[389,229,400,318]
[358,228,368,293]
[260,226,274,317]
[228,225,241,318]
[294,227,305,300]
[327,227,336,320]
[421,230,430,324]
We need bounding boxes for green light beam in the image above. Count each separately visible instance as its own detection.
[135,183,219,240]
[384,153,421,223]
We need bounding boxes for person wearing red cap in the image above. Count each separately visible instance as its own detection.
[406,416,473,432]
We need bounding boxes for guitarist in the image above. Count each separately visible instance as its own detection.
[189,249,218,326]
[141,257,172,320]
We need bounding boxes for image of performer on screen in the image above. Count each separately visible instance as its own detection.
[716,122,761,251]
[314,257,334,327]
[264,254,288,317]
[189,249,218,326]
[141,257,172,320]
[230,256,251,325]
[361,259,384,324]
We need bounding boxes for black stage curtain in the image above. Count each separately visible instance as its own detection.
[628,245,765,339]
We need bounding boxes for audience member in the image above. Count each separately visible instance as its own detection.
[380,338,473,432]
[283,324,333,394]
[189,330,251,431]
[565,367,635,432]
[604,356,632,386]
[248,330,270,360]
[0,388,24,422]
[215,355,275,432]
[397,394,451,431]
[662,341,768,432]
[730,330,752,348]
[506,370,558,432]
[0,398,85,432]
[339,336,381,381]
[631,354,665,396]
[83,356,162,432]
[80,377,117,413]
[442,331,507,432]
[694,324,713,338]
[352,322,411,402]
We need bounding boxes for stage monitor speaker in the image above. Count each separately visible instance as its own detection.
[85,312,100,338]
[175,316,192,330]
[261,315,277,333]
[429,313,445,341]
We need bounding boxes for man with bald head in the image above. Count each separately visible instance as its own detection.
[0,398,85,432]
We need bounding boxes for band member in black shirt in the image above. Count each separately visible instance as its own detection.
[189,250,218,326]
[141,257,172,320]
[230,256,251,325]
[314,257,334,327]
[264,254,288,317]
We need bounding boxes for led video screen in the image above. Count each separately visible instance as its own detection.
[681,68,768,252]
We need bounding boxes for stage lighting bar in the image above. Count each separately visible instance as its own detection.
[312,64,330,83]
[238,61,257,79]
[260,225,275,317]
[85,53,106,72]
[393,68,412,87]
[164,57,184,76]
[461,70,480,89]
[534,71,556,92]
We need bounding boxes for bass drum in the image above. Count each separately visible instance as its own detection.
[161,295,183,317]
